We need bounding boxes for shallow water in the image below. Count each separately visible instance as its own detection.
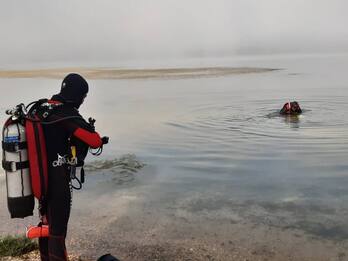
[0,54,348,249]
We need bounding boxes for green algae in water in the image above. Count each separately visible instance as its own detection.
[85,154,145,173]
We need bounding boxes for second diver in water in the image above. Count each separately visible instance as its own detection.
[280,101,302,115]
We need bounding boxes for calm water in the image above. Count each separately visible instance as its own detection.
[0,54,348,241]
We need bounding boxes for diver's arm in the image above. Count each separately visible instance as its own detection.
[55,107,105,148]
[72,128,102,148]
[60,116,103,148]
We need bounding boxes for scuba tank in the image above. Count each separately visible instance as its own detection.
[2,101,51,218]
[2,104,34,218]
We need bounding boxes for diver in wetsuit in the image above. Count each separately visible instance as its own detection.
[38,73,108,261]
[280,101,302,115]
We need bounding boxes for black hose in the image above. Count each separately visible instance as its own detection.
[25,100,42,110]
[37,116,83,125]
[89,146,103,156]
[70,177,82,190]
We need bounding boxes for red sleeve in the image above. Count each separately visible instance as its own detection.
[73,128,103,148]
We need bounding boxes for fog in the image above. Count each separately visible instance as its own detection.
[0,0,347,67]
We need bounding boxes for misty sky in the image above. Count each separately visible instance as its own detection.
[0,0,347,66]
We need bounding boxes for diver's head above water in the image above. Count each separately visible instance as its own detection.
[280,101,302,115]
[55,73,89,109]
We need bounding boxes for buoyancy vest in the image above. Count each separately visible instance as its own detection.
[25,115,48,202]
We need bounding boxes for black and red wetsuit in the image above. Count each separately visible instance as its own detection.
[38,95,102,261]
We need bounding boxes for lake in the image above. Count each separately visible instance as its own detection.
[0,53,347,260]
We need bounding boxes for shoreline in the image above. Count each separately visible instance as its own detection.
[3,220,347,261]
[0,67,279,80]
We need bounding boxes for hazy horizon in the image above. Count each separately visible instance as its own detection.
[1,0,348,67]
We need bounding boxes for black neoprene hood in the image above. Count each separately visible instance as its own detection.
[59,73,89,108]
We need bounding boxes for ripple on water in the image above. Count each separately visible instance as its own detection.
[155,97,348,180]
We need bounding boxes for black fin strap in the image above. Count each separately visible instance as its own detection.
[80,167,85,184]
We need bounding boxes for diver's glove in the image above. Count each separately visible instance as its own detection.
[88,117,96,126]
[88,136,108,156]
[87,117,96,131]
[102,136,109,145]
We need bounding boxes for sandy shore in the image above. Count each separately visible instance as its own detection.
[64,205,348,261]
[3,220,347,261]
[0,67,278,80]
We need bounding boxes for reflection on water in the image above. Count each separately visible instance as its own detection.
[0,54,348,242]
[282,114,301,128]
[267,111,303,129]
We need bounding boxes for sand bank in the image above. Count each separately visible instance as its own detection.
[0,67,278,80]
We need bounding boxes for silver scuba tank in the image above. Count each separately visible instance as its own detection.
[2,117,34,218]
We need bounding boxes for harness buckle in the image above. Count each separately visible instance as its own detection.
[42,112,49,118]
[11,161,17,172]
[13,143,19,152]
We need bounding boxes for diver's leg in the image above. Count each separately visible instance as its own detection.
[39,237,49,261]
[39,201,50,260]
[47,167,71,261]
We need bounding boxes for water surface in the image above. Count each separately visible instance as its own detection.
[0,54,347,259]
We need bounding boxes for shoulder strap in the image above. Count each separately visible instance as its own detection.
[27,99,64,121]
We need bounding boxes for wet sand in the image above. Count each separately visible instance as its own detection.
[0,67,278,80]
[4,225,348,261]
[3,191,348,261]
[67,212,348,261]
